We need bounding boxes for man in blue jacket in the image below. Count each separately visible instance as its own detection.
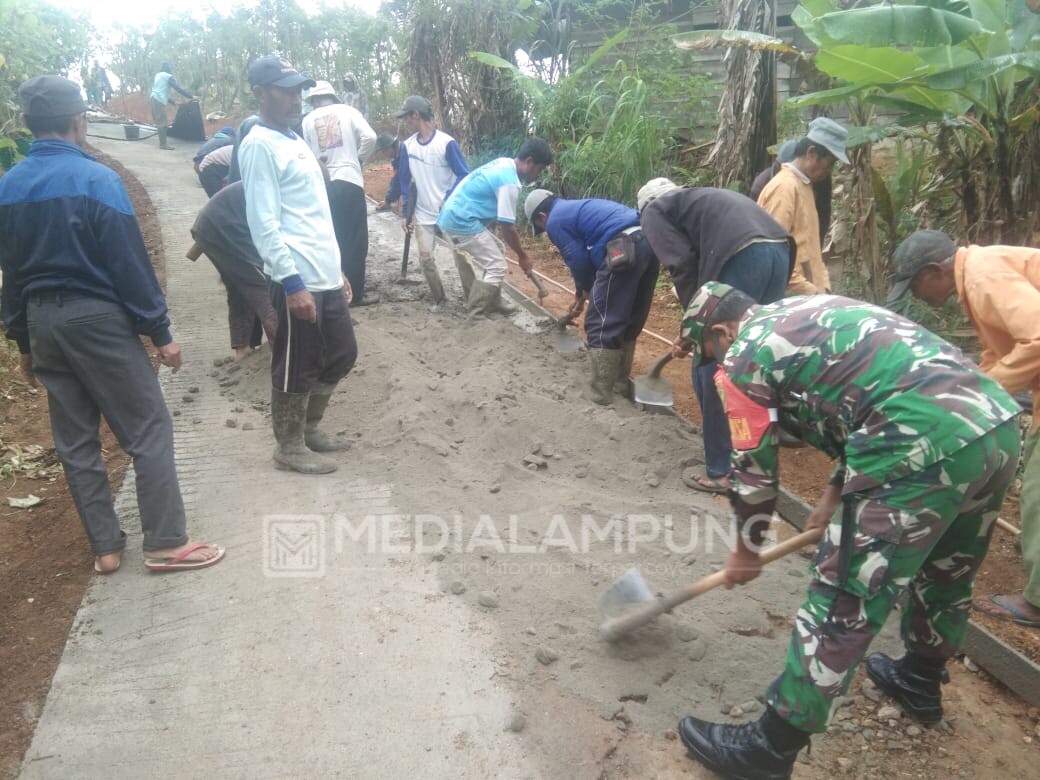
[0,75,223,574]
[525,191,660,404]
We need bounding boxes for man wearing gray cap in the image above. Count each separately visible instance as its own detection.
[394,95,469,305]
[0,75,223,573]
[889,229,1039,628]
[239,56,358,475]
[757,117,849,296]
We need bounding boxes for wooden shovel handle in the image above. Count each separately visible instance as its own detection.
[600,527,823,641]
[661,528,823,611]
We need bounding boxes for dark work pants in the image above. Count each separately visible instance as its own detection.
[199,164,229,198]
[584,234,660,350]
[198,243,278,349]
[327,180,369,301]
[270,284,358,394]
[694,240,791,477]
[28,295,188,554]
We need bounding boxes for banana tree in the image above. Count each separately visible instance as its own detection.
[788,0,1040,245]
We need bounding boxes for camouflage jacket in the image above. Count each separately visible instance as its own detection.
[714,295,1021,522]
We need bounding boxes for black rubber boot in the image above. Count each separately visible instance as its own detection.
[866,652,948,725]
[304,382,351,453]
[679,707,809,780]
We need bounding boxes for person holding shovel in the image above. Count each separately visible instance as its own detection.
[395,95,469,305]
[525,190,659,405]
[637,179,794,493]
[888,230,1040,630]
[436,137,553,317]
[673,282,1020,778]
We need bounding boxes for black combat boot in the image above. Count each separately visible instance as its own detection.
[678,707,809,780]
[866,652,948,725]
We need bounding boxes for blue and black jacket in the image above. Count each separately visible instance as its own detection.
[0,139,172,353]
[544,198,639,294]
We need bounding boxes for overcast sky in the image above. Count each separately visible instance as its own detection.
[49,0,382,33]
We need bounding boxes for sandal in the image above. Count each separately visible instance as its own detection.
[973,594,1040,628]
[681,469,730,494]
[145,542,226,573]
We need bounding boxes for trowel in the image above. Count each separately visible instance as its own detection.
[632,352,674,407]
[598,528,822,641]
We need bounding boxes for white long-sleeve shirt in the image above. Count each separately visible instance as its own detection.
[302,104,377,189]
[238,124,342,293]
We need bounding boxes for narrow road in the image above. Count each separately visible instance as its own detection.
[18,134,1038,780]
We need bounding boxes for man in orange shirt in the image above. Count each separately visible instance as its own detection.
[889,229,1037,627]
[757,117,848,296]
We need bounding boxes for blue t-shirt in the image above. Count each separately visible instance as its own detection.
[436,157,520,235]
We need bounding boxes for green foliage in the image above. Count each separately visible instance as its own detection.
[545,67,670,203]
[0,0,92,133]
[791,0,1040,245]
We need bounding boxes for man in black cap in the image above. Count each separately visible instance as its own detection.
[394,95,469,304]
[0,75,224,573]
[238,56,358,475]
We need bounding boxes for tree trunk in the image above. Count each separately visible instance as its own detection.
[705,0,777,191]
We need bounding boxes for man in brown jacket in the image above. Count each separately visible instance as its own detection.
[757,118,848,295]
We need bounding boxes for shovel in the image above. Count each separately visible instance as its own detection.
[599,528,823,641]
[632,352,674,407]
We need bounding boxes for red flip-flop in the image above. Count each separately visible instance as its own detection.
[145,542,226,572]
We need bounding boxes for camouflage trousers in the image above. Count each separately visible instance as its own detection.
[768,418,1020,733]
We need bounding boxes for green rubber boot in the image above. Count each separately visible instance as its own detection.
[271,389,337,474]
[615,340,637,397]
[587,348,623,405]
[304,381,351,453]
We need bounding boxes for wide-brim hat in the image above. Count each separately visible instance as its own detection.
[806,117,850,165]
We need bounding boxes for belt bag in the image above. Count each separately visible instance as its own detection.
[604,227,641,272]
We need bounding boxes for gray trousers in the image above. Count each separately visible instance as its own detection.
[28,294,188,555]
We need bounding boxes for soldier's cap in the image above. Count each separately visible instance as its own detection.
[887,229,957,304]
[523,189,554,234]
[19,76,87,118]
[806,117,850,165]
[394,95,433,118]
[680,282,738,366]
[248,55,315,90]
[305,80,339,104]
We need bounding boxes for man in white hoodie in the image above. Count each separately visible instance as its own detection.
[303,80,378,305]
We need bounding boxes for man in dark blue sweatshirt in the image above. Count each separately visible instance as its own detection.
[525,191,659,404]
[0,75,224,574]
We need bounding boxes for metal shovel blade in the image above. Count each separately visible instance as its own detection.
[552,327,583,353]
[632,352,674,407]
[599,568,655,618]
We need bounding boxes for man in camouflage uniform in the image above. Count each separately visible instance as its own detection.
[672,282,1020,779]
